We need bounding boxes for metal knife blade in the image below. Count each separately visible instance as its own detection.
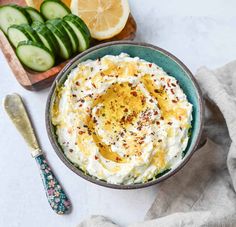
[4,93,42,157]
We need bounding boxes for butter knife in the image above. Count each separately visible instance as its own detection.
[4,93,71,215]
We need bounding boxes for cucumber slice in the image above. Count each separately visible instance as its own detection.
[64,14,90,38]
[0,4,31,34]
[16,40,55,72]
[32,21,58,55]
[25,7,44,23]
[7,25,31,48]
[63,14,90,52]
[58,19,78,53]
[46,19,72,59]
[20,24,42,43]
[40,0,71,20]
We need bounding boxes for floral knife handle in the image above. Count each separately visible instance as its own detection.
[35,154,71,214]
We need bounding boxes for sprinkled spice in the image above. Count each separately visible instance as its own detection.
[137,126,142,131]
[106,121,111,125]
[93,118,97,123]
[69,149,73,153]
[137,151,142,156]
[94,155,98,160]
[92,83,96,88]
[116,157,121,162]
[141,96,146,105]
[149,99,154,103]
[130,91,138,97]
[168,122,173,125]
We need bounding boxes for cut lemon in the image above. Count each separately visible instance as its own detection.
[70,0,130,40]
[25,0,71,10]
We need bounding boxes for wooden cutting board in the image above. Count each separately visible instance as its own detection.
[0,0,137,90]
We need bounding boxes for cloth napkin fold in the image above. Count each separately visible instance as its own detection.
[79,61,236,227]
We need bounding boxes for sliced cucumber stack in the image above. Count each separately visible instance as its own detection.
[16,40,55,72]
[25,7,44,23]
[32,21,58,55]
[7,25,31,48]
[63,14,90,52]
[46,19,72,59]
[40,0,71,20]
[0,5,31,34]
[1,3,92,72]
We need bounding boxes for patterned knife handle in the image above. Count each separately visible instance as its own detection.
[35,154,71,214]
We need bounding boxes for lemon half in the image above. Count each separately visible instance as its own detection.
[70,0,130,40]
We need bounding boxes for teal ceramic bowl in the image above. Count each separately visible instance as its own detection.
[46,41,204,189]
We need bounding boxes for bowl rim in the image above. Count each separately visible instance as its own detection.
[45,41,204,190]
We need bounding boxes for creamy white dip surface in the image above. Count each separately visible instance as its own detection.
[52,53,192,184]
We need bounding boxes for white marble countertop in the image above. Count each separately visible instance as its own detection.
[1,0,236,226]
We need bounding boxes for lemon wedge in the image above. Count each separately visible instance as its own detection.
[25,0,71,10]
[70,0,130,40]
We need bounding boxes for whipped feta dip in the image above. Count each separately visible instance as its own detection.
[51,53,192,185]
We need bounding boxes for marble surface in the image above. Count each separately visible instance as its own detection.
[1,0,236,226]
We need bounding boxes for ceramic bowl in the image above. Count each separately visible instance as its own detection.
[46,41,204,189]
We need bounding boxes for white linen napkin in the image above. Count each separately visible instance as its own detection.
[78,61,236,227]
